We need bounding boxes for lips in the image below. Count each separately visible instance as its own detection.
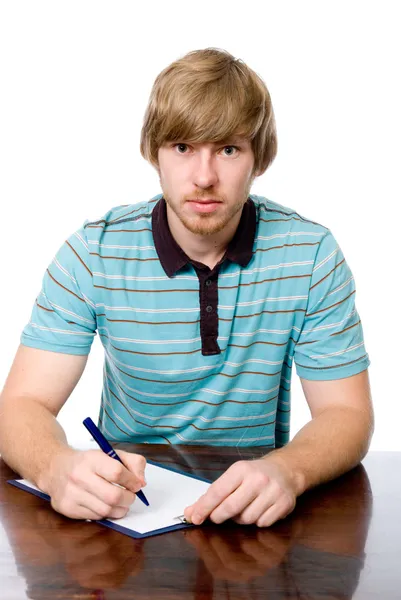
[187,199,222,203]
[187,199,222,213]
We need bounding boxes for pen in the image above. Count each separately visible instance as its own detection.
[83,417,149,507]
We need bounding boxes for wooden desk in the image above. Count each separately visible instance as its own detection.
[0,446,399,599]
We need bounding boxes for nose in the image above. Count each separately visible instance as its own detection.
[192,150,219,189]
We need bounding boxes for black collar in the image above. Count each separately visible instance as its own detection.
[151,197,256,277]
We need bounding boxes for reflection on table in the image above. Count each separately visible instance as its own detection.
[0,444,373,599]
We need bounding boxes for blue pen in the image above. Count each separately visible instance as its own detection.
[83,417,149,507]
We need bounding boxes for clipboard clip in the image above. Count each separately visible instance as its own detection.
[174,514,188,524]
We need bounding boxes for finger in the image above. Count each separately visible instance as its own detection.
[184,497,203,523]
[82,473,136,508]
[94,453,145,494]
[208,483,260,524]
[204,532,262,581]
[75,488,116,520]
[255,498,293,528]
[116,451,147,485]
[77,488,130,520]
[187,464,246,524]
[233,490,276,526]
[239,532,286,570]
[184,530,238,580]
[51,490,111,521]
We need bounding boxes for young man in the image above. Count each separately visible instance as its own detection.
[0,48,373,527]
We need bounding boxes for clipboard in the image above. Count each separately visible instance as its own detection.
[8,459,212,539]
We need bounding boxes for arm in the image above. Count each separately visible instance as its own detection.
[184,228,372,527]
[0,345,146,520]
[0,345,87,485]
[184,369,373,527]
[267,369,374,495]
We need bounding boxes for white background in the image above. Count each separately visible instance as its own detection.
[0,1,399,450]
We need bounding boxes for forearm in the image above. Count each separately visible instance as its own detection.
[266,405,374,496]
[0,395,72,488]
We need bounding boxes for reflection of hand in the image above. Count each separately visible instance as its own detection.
[185,526,290,582]
[55,521,145,589]
[41,448,147,520]
[1,493,145,593]
[184,458,297,527]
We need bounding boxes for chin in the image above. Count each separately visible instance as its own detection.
[183,217,228,236]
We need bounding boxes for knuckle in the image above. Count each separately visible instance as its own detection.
[110,463,124,480]
[207,485,221,502]
[97,504,112,519]
[230,460,247,474]
[137,455,147,469]
[252,471,270,488]
[284,494,296,513]
[222,498,237,515]
[52,496,73,518]
[268,480,281,497]
[106,488,123,506]
[125,491,136,506]
[69,466,85,485]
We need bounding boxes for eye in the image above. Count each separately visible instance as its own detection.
[174,143,189,154]
[222,145,240,156]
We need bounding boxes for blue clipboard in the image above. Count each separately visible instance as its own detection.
[8,459,212,539]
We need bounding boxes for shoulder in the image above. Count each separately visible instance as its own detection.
[82,193,162,235]
[63,194,162,269]
[250,194,330,236]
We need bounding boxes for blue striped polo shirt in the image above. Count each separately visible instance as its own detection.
[21,193,370,447]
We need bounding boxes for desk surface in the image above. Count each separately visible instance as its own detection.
[0,446,400,599]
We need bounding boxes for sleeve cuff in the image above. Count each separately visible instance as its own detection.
[295,355,370,381]
[21,334,91,356]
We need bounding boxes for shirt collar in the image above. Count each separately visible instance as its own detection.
[151,196,256,277]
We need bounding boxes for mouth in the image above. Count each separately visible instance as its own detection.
[187,199,222,213]
[187,199,222,203]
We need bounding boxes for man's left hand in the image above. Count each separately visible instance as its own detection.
[184,458,298,528]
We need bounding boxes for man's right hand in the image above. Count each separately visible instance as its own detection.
[42,448,147,521]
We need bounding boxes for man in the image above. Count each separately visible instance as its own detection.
[0,48,373,528]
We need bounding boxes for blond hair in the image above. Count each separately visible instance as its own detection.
[140,48,277,176]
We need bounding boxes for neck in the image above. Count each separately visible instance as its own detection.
[166,206,242,270]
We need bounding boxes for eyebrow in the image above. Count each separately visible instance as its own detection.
[167,137,248,147]
[219,137,247,144]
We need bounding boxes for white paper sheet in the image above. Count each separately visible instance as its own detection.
[15,462,211,535]
[107,464,211,533]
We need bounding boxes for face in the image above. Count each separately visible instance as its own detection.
[157,137,258,236]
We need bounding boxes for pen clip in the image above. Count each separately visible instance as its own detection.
[174,514,188,524]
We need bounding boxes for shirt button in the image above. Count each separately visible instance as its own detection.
[205,279,212,286]
[206,305,213,313]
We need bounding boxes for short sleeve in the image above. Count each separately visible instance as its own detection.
[293,230,370,380]
[21,225,97,355]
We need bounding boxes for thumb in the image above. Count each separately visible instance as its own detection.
[116,450,147,486]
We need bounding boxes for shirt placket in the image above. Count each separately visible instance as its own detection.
[196,266,220,356]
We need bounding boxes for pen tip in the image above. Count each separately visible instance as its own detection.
[137,490,149,506]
